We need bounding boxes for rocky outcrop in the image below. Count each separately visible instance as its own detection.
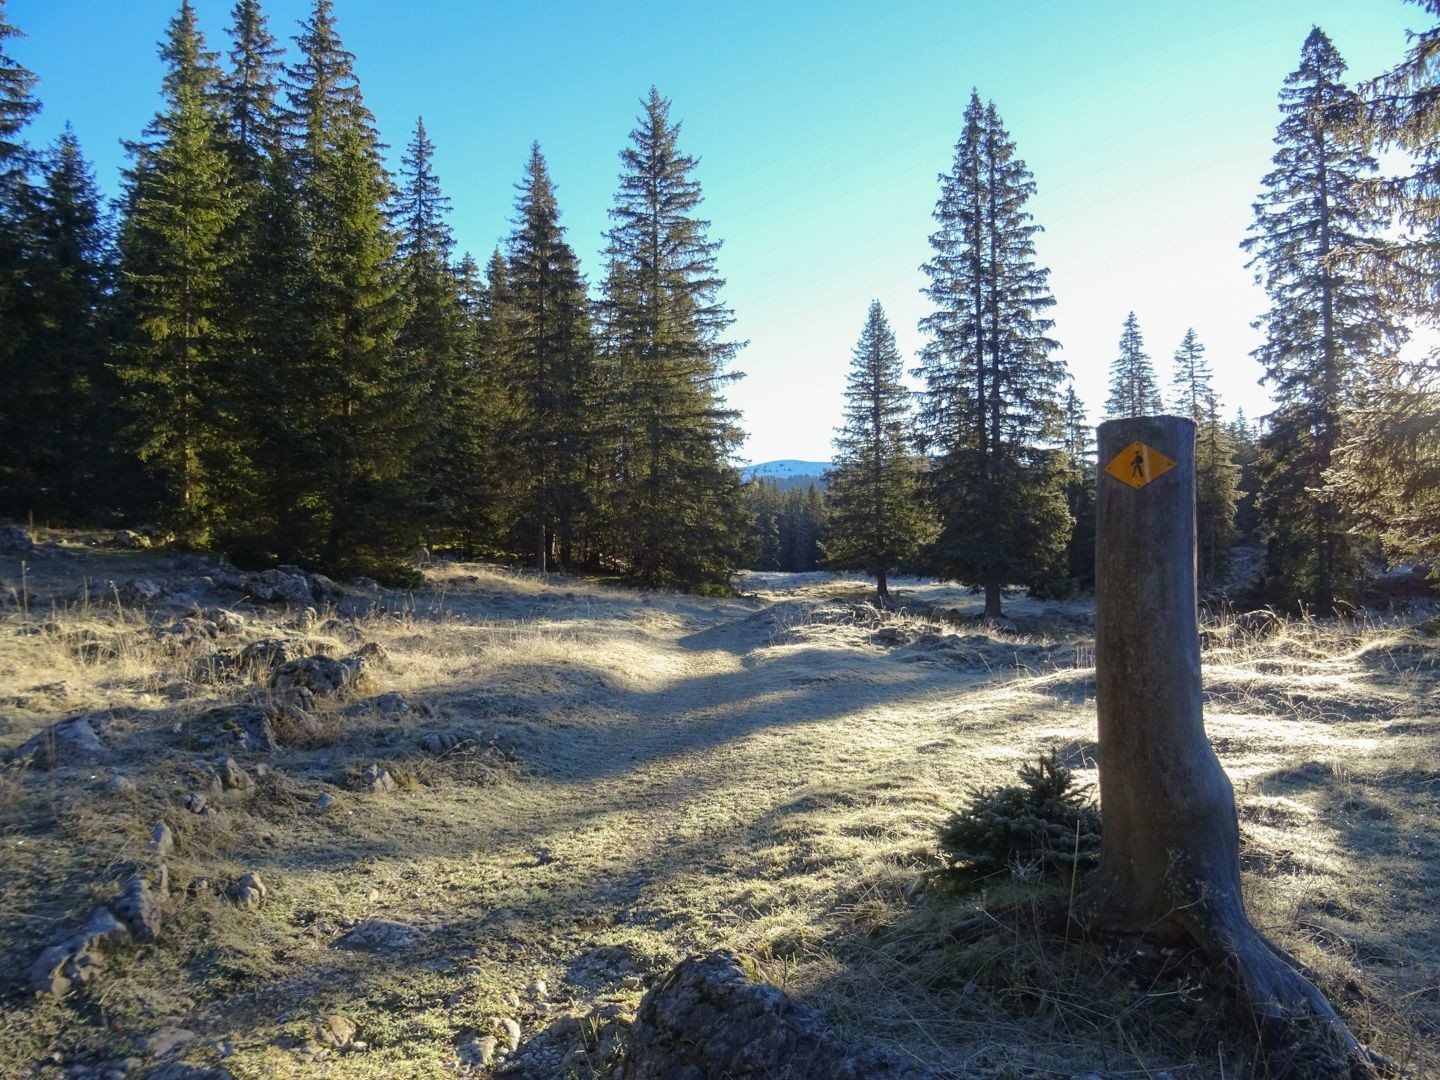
[10,714,107,770]
[28,907,133,997]
[623,951,935,1080]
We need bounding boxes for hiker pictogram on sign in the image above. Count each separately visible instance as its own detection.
[1105,441,1175,490]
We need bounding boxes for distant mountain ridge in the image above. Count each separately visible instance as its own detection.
[741,459,832,481]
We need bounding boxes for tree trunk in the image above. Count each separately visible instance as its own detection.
[535,523,547,574]
[983,579,1001,619]
[876,568,889,605]
[1079,415,1377,1079]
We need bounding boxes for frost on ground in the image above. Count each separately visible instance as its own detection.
[0,540,1436,1078]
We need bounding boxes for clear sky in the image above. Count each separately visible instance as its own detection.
[7,0,1426,463]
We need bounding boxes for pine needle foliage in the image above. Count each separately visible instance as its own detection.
[938,748,1101,879]
[1103,311,1162,419]
[825,300,931,601]
[915,91,1070,618]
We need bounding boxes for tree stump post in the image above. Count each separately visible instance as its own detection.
[1085,415,1379,1079]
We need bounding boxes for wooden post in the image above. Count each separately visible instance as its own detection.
[1085,415,1376,1079]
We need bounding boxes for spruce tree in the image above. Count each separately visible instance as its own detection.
[1168,327,1211,418]
[116,0,237,542]
[916,91,1070,618]
[1103,311,1163,418]
[1242,27,1404,609]
[505,144,595,572]
[393,116,481,549]
[1164,328,1239,589]
[1058,383,1096,593]
[600,88,748,589]
[280,0,415,574]
[0,0,41,513]
[1328,4,1440,575]
[825,300,929,601]
[13,128,117,515]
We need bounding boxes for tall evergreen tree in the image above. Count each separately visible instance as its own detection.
[1057,383,1096,593]
[506,144,595,572]
[825,300,929,601]
[278,0,414,573]
[916,91,1070,618]
[393,116,482,548]
[600,88,748,589]
[1329,3,1440,575]
[1242,27,1404,609]
[0,0,42,514]
[1168,327,1211,417]
[116,0,237,541]
[10,128,116,514]
[1103,311,1163,418]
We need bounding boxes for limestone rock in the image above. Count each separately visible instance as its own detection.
[271,654,364,697]
[500,1017,522,1053]
[149,822,175,856]
[361,763,395,795]
[457,1033,498,1068]
[237,871,267,909]
[0,525,34,553]
[104,773,137,796]
[315,792,337,812]
[112,874,163,942]
[623,950,936,1079]
[119,578,163,606]
[217,757,253,793]
[237,638,289,674]
[27,906,132,997]
[314,1014,356,1049]
[11,714,106,770]
[199,704,277,754]
[243,569,314,606]
[335,918,420,952]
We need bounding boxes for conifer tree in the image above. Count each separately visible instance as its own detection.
[1168,327,1211,417]
[1058,383,1096,593]
[1164,329,1239,588]
[825,300,929,601]
[1329,3,1440,574]
[600,88,748,589]
[12,129,116,514]
[279,0,415,573]
[393,116,480,548]
[1103,311,1162,418]
[916,91,1070,618]
[0,0,42,512]
[506,144,595,572]
[116,0,237,541]
[1242,27,1404,609]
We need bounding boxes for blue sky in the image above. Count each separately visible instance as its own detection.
[7,0,1426,462]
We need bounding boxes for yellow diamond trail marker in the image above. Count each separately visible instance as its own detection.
[1104,441,1176,490]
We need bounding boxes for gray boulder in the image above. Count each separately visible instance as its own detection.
[271,654,365,697]
[112,874,163,943]
[198,704,278,754]
[243,568,314,606]
[119,578,164,606]
[10,714,106,770]
[623,950,935,1079]
[28,906,133,997]
[0,525,34,554]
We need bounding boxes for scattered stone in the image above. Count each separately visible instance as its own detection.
[198,704,278,754]
[271,654,365,697]
[500,1017,522,1053]
[354,691,412,719]
[10,714,106,770]
[457,1033,498,1068]
[149,822,175,856]
[292,606,319,630]
[314,1014,356,1050]
[182,792,208,815]
[112,529,149,549]
[112,874,163,942]
[104,773,137,796]
[352,641,389,665]
[233,872,267,909]
[28,907,132,997]
[529,978,548,1001]
[201,608,245,633]
[118,578,163,606]
[237,638,289,674]
[362,763,395,795]
[0,524,34,553]
[624,950,936,1079]
[417,730,466,754]
[216,757,253,793]
[243,568,315,606]
[142,1027,197,1058]
[315,792,337,812]
[336,919,421,952]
